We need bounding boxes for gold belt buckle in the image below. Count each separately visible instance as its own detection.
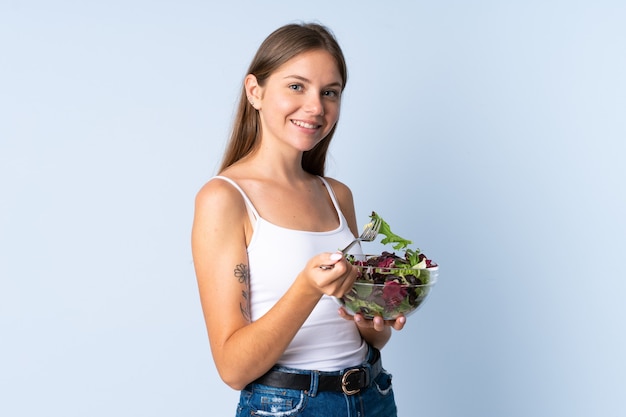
[341,369,361,395]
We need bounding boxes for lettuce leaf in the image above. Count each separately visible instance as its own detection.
[370,211,412,250]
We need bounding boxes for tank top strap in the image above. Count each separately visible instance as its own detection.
[317,176,344,222]
[211,176,260,221]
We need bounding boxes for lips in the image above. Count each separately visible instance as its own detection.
[291,119,321,129]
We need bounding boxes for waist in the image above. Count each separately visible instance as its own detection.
[251,347,382,396]
[278,298,369,370]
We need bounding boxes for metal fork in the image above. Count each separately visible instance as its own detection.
[319,217,382,269]
[339,217,382,255]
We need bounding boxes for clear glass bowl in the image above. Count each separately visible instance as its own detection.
[337,261,439,320]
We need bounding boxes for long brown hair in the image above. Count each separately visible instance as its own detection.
[218,23,348,176]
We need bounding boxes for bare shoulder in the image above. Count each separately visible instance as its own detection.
[192,176,251,249]
[194,177,246,216]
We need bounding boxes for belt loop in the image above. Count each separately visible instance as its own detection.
[308,370,320,397]
[364,345,375,371]
[363,345,380,387]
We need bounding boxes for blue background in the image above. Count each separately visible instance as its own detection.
[2,1,625,416]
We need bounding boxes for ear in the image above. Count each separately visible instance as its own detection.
[244,74,262,109]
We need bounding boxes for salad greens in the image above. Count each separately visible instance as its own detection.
[339,211,438,319]
[364,211,437,270]
[373,211,412,251]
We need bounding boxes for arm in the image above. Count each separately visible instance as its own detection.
[325,178,406,349]
[191,179,357,390]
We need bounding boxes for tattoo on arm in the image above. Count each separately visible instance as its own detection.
[234,263,251,322]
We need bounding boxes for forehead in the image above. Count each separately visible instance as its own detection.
[272,49,343,85]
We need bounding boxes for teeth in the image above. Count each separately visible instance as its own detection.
[292,120,318,129]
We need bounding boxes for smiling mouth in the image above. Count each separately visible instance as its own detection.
[291,120,321,129]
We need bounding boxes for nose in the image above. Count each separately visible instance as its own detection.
[304,93,324,116]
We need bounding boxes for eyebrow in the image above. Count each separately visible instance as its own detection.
[284,75,343,89]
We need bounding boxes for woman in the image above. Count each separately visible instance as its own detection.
[191,22,405,416]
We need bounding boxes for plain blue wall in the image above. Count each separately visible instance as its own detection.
[2,1,625,416]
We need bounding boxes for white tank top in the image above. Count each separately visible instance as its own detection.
[213,176,368,371]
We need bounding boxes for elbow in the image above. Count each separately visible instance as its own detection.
[217,367,254,391]
[212,344,268,390]
[222,377,248,391]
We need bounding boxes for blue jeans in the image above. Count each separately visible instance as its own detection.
[235,348,397,417]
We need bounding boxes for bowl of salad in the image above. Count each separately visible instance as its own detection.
[337,212,439,320]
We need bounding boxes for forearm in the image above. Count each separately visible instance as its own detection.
[212,278,322,390]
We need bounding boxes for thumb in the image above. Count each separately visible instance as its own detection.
[328,252,343,264]
[319,252,343,270]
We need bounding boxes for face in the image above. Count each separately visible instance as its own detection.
[246,49,343,154]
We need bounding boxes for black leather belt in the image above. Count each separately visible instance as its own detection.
[252,348,382,396]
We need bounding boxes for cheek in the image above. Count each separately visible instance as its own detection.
[324,105,340,128]
[272,95,301,115]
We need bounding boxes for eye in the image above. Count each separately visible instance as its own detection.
[289,84,303,91]
[323,89,340,98]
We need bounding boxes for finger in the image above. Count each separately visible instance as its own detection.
[390,315,406,330]
[372,316,385,331]
[319,252,344,270]
[353,313,374,329]
[331,264,355,296]
[340,276,356,296]
[338,307,354,321]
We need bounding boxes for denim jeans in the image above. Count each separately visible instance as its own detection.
[235,348,397,417]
